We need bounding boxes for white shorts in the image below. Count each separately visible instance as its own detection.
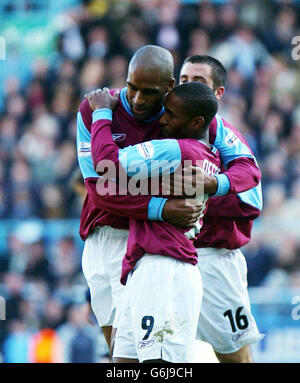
[81,226,128,328]
[113,255,202,363]
[196,248,264,354]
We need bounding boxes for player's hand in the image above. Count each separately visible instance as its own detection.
[192,165,218,195]
[162,198,204,229]
[85,88,120,111]
[162,165,217,197]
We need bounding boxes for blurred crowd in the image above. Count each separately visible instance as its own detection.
[0,0,300,362]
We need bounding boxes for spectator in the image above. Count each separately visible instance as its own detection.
[25,240,54,286]
[2,320,31,363]
[58,303,108,363]
[28,328,63,363]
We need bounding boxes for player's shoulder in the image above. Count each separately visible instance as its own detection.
[212,114,236,131]
[213,114,255,154]
[78,98,92,129]
[215,114,247,138]
[212,113,245,141]
[217,114,252,146]
[219,115,238,132]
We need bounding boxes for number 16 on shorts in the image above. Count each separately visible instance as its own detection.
[223,306,249,333]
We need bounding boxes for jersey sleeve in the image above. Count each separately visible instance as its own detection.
[91,108,182,178]
[211,115,262,196]
[76,103,166,221]
[205,192,262,220]
[77,108,101,180]
[85,179,166,221]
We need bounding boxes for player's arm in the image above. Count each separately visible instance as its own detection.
[88,88,186,184]
[91,109,181,179]
[77,98,201,228]
[208,116,263,216]
[187,163,262,220]
[85,180,200,228]
[205,193,261,220]
[175,117,263,217]
[77,101,164,221]
[88,89,182,177]
[159,117,261,198]
[208,116,261,197]
[90,108,203,228]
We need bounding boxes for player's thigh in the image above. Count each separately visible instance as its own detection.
[113,283,138,361]
[82,230,112,326]
[81,229,106,282]
[197,249,264,355]
[82,227,128,327]
[129,255,202,363]
[107,229,129,328]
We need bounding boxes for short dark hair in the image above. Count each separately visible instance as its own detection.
[182,55,227,89]
[172,82,218,129]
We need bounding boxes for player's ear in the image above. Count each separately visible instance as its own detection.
[166,77,176,92]
[214,86,225,100]
[192,116,205,131]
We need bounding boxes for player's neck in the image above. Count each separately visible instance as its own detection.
[193,129,209,142]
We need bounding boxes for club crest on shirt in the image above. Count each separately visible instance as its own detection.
[225,130,239,147]
[112,133,126,142]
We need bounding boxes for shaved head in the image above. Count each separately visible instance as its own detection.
[126,45,175,121]
[128,45,174,84]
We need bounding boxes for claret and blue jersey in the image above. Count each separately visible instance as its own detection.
[197,115,263,249]
[88,105,223,283]
[77,88,163,240]
[213,114,262,213]
[76,87,262,250]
